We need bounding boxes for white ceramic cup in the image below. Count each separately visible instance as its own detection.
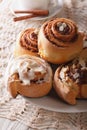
[17,0,50,10]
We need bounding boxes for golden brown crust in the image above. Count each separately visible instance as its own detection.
[14,28,39,57]
[6,55,53,98]
[8,75,52,98]
[53,49,87,104]
[79,48,87,60]
[38,18,84,64]
[53,67,79,105]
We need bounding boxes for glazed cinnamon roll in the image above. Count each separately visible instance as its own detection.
[38,18,84,64]
[14,28,39,57]
[53,48,87,105]
[5,55,53,98]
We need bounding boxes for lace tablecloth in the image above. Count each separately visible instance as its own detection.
[0,0,87,129]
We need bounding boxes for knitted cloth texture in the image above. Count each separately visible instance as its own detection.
[0,0,87,129]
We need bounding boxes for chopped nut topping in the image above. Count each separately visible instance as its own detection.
[79,59,86,67]
[72,64,76,69]
[62,66,69,72]
[59,25,64,32]
[57,22,69,34]
[73,73,80,79]
[62,23,67,28]
[65,76,69,81]
[60,70,65,79]
[59,57,87,85]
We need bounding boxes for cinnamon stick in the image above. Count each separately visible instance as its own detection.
[13,14,37,22]
[14,9,49,16]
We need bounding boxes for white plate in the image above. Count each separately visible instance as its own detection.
[10,0,63,20]
[27,36,87,113]
[26,90,87,113]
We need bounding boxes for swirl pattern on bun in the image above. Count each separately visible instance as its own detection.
[38,18,84,64]
[14,28,39,57]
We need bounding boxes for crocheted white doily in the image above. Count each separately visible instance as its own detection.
[0,0,87,129]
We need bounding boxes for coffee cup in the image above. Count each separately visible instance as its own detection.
[16,0,50,10]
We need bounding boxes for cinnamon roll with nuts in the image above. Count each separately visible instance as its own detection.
[5,55,53,98]
[38,18,84,64]
[53,48,87,105]
[14,28,39,57]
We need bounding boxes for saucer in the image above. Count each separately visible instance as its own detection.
[10,0,63,21]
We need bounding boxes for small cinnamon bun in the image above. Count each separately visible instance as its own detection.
[53,48,87,105]
[14,28,39,57]
[38,18,84,64]
[5,55,53,98]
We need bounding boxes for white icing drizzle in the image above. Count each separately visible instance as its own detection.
[6,56,49,85]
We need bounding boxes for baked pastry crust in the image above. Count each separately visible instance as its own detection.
[53,48,87,105]
[38,18,84,64]
[14,28,39,57]
[5,55,53,98]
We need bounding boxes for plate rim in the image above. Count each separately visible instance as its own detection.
[26,95,87,113]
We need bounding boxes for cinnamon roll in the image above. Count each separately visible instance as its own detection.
[53,48,87,105]
[38,18,84,64]
[14,28,39,57]
[5,55,53,98]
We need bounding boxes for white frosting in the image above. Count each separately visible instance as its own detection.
[7,56,48,85]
